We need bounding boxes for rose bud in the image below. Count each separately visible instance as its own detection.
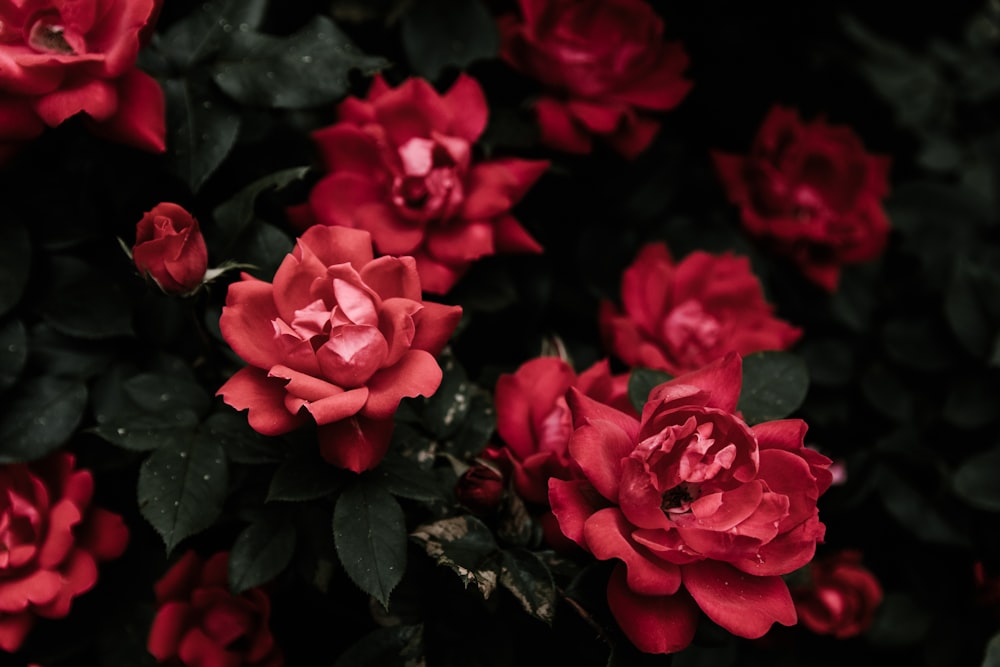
[132,203,209,295]
[456,463,506,517]
[792,550,883,639]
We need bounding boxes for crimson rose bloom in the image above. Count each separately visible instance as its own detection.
[455,463,506,517]
[0,0,166,158]
[549,353,833,654]
[792,550,883,638]
[498,0,692,158]
[0,452,129,652]
[600,243,802,375]
[133,203,209,295]
[216,225,463,473]
[712,106,891,291]
[286,74,548,295]
[147,551,283,667]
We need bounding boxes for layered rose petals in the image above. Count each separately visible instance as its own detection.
[791,549,883,638]
[217,226,462,472]
[499,0,692,158]
[132,203,209,295]
[548,353,831,654]
[0,453,129,652]
[600,242,802,375]
[712,106,892,291]
[147,551,283,667]
[290,74,548,294]
[0,0,166,155]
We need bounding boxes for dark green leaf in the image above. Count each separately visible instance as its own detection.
[671,641,738,667]
[333,477,407,607]
[499,548,556,625]
[157,0,269,69]
[40,256,133,339]
[211,166,311,252]
[953,446,1000,512]
[206,410,282,464]
[0,218,30,317]
[163,74,241,193]
[877,467,968,546]
[228,509,297,593]
[213,16,387,109]
[860,364,914,422]
[736,351,809,424]
[226,221,293,281]
[0,318,27,391]
[446,389,497,459]
[124,372,213,417]
[410,515,500,598]
[400,0,499,80]
[421,352,470,438]
[882,317,956,373]
[138,436,229,553]
[983,631,1000,667]
[331,624,424,667]
[0,377,87,462]
[865,592,932,647]
[627,368,673,413]
[945,260,1000,358]
[91,416,199,452]
[373,456,446,502]
[943,374,1000,429]
[268,457,348,502]
[800,337,855,387]
[27,323,115,380]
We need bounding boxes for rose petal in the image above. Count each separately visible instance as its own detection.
[682,560,797,638]
[217,367,309,436]
[606,564,699,654]
[362,350,442,419]
[584,508,681,595]
[318,416,395,472]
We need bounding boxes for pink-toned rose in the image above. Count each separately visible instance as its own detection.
[600,242,802,376]
[0,0,166,156]
[792,550,883,638]
[0,452,130,652]
[286,74,548,295]
[147,551,283,667]
[549,353,833,653]
[712,106,891,291]
[132,203,209,296]
[498,0,692,158]
[216,225,463,473]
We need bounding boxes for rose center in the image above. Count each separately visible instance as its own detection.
[662,300,722,367]
[391,137,464,222]
[660,484,695,515]
[27,11,83,55]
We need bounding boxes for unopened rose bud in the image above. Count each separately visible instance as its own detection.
[132,203,209,295]
[455,464,505,517]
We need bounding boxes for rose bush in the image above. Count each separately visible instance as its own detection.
[549,353,833,653]
[0,0,165,158]
[791,550,882,638]
[286,74,548,294]
[132,203,209,296]
[0,453,129,652]
[216,225,463,472]
[599,242,802,375]
[712,106,891,291]
[497,0,692,158]
[147,551,283,667]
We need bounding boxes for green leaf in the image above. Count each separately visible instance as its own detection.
[410,515,500,598]
[333,477,407,608]
[228,509,297,593]
[211,166,311,252]
[124,372,213,417]
[953,446,1000,512]
[943,373,1000,429]
[40,256,133,339]
[400,0,499,80]
[331,624,424,667]
[0,318,27,391]
[447,388,497,460]
[627,368,673,413]
[206,410,282,464]
[983,631,1000,667]
[499,548,556,625]
[945,260,1000,358]
[27,323,115,380]
[876,467,968,547]
[225,221,293,281]
[212,16,387,109]
[138,436,229,553]
[163,74,241,193]
[157,0,269,69]
[882,317,956,373]
[736,351,809,424]
[420,352,471,438]
[268,457,349,502]
[0,218,30,317]
[374,456,446,502]
[0,377,87,462]
[799,337,855,387]
[865,592,932,647]
[860,364,914,422]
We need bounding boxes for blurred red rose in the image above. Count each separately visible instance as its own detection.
[147,551,283,667]
[455,463,506,517]
[549,353,833,653]
[216,225,463,473]
[713,106,891,291]
[0,0,166,156]
[133,203,209,296]
[792,550,882,638]
[600,243,802,375]
[0,452,129,652]
[286,74,548,295]
[498,0,692,158]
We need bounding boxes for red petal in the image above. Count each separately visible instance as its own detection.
[154,551,204,603]
[377,298,420,366]
[682,560,797,638]
[409,301,463,356]
[565,387,640,439]
[300,387,369,426]
[654,352,743,413]
[426,220,495,264]
[493,213,542,253]
[495,357,576,459]
[219,278,282,370]
[312,123,383,174]
[534,97,592,154]
[413,251,464,294]
[566,418,634,504]
[178,626,242,667]
[147,601,192,660]
[78,507,129,561]
[216,367,308,436]
[0,569,62,612]
[605,113,661,159]
[361,256,422,301]
[317,326,388,387]
[373,77,447,146]
[0,98,44,141]
[548,479,606,547]
[584,508,681,595]
[298,225,376,272]
[442,73,488,141]
[318,416,394,472]
[87,69,166,153]
[34,549,98,618]
[353,203,426,256]
[36,499,82,568]
[0,612,34,652]
[35,78,118,126]
[609,42,692,111]
[362,350,442,419]
[566,101,624,134]
[606,564,698,654]
[308,173,385,230]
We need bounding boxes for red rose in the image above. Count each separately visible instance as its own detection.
[549,353,833,654]
[712,106,891,291]
[147,551,283,667]
[455,463,506,517]
[0,0,166,154]
[498,0,692,158]
[133,203,209,296]
[216,225,463,473]
[0,453,129,652]
[792,550,883,638]
[286,74,548,295]
[599,243,802,375]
